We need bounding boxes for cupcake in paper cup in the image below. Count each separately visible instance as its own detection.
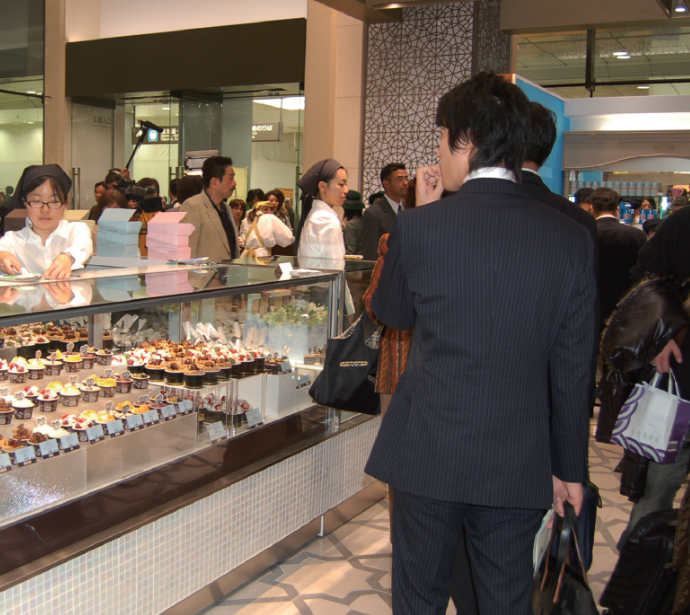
[0,359,8,381]
[63,354,83,373]
[27,359,46,380]
[59,385,81,407]
[8,361,28,384]
[79,384,101,403]
[37,390,59,413]
[12,397,35,420]
[96,377,117,397]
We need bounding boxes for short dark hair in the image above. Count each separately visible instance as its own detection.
[23,176,69,204]
[94,181,106,191]
[104,171,120,187]
[436,72,530,181]
[381,163,406,186]
[643,218,662,236]
[247,188,266,204]
[201,156,233,189]
[673,196,688,209]
[574,187,594,205]
[169,178,179,197]
[590,187,620,214]
[137,177,160,195]
[176,175,204,204]
[525,102,557,168]
[93,189,127,221]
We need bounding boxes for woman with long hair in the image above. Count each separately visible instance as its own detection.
[266,189,292,230]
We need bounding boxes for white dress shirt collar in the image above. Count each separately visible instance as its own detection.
[311,199,339,219]
[521,167,540,177]
[384,194,403,215]
[597,214,618,220]
[464,167,516,184]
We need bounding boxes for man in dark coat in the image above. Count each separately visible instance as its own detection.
[593,187,646,327]
[366,73,597,615]
[521,102,597,242]
[360,163,409,260]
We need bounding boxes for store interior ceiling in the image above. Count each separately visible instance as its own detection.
[517,25,690,97]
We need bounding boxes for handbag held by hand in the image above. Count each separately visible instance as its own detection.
[308,312,381,415]
[610,370,690,464]
[533,502,599,615]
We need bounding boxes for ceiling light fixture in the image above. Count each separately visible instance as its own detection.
[617,54,631,59]
[675,1,687,11]
[613,51,628,56]
[638,85,650,89]
[26,90,35,94]
[162,106,170,110]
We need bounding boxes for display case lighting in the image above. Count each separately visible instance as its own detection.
[675,1,687,11]
[638,85,650,89]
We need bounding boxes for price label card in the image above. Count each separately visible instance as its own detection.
[142,410,160,426]
[106,419,125,437]
[280,361,292,373]
[14,446,37,467]
[86,424,105,443]
[0,453,12,473]
[125,414,144,432]
[38,439,60,459]
[59,433,80,452]
[178,399,194,415]
[160,405,177,421]
[206,421,227,444]
[245,408,264,429]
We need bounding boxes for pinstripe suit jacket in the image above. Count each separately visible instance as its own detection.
[365,177,597,510]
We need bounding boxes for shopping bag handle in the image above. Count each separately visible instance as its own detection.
[650,369,681,396]
[553,502,590,603]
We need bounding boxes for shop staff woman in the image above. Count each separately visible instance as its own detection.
[0,165,93,279]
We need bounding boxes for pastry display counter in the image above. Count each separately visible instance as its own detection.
[0,260,380,614]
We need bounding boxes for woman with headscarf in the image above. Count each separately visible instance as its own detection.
[296,158,348,263]
[240,200,294,260]
[0,164,93,279]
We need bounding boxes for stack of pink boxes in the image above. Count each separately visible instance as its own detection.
[146,212,195,261]
[146,270,193,296]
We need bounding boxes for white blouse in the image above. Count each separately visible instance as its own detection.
[240,213,295,258]
[0,220,93,274]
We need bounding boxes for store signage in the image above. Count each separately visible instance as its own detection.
[14,447,37,467]
[93,115,112,128]
[206,421,226,444]
[142,410,160,426]
[131,126,179,145]
[86,424,106,444]
[252,122,282,142]
[125,414,144,432]
[0,453,12,473]
[37,439,60,459]
[107,419,125,437]
[59,433,80,453]
[245,407,264,429]
[160,405,177,421]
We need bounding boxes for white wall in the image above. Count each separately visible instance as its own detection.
[0,125,43,196]
[96,0,307,40]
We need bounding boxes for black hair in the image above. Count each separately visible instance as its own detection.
[380,163,406,186]
[23,176,69,205]
[673,196,688,209]
[246,189,266,205]
[525,102,556,168]
[176,175,204,205]
[295,166,344,249]
[201,156,233,190]
[94,181,106,191]
[643,218,662,236]
[169,178,179,197]
[104,171,120,187]
[137,177,160,195]
[343,208,362,222]
[590,187,620,214]
[574,187,594,205]
[435,72,530,182]
[642,196,657,209]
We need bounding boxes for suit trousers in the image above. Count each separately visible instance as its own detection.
[391,489,543,615]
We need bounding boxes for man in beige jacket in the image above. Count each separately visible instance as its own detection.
[180,156,240,261]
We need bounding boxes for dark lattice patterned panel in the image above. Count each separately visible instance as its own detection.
[473,0,511,75]
[363,1,511,198]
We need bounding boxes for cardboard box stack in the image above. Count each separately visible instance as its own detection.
[146,212,195,261]
[96,209,141,258]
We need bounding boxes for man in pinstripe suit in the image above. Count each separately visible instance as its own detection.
[365,73,598,614]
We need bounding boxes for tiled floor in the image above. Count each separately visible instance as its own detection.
[200,416,678,614]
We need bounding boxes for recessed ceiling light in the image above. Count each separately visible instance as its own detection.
[162,106,170,110]
[637,85,650,89]
[675,3,687,12]
[27,121,35,124]
[613,51,628,56]
[26,90,35,94]
[617,54,631,59]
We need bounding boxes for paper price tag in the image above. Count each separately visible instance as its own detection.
[245,408,264,429]
[279,262,294,275]
[86,424,105,443]
[38,439,60,459]
[125,414,144,432]
[14,446,37,467]
[0,453,12,473]
[206,421,227,444]
[160,405,177,421]
[280,361,291,373]
[106,419,125,437]
[105,368,114,378]
[178,399,194,415]
[142,410,160,426]
[59,433,80,452]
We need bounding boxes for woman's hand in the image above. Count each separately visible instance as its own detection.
[654,339,683,373]
[45,281,73,304]
[0,251,22,275]
[42,254,73,280]
[416,166,444,206]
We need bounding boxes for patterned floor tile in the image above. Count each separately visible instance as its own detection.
[202,416,658,614]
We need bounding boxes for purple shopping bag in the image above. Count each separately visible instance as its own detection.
[611,371,690,464]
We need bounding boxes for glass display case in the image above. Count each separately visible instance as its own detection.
[0,260,375,531]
